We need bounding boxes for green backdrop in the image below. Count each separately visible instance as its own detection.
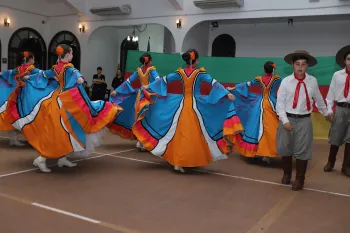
[126,50,340,85]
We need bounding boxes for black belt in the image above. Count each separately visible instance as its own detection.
[286,113,311,118]
[336,102,350,108]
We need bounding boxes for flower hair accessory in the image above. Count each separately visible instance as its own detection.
[272,63,277,70]
[190,51,195,61]
[56,46,64,56]
[23,51,29,58]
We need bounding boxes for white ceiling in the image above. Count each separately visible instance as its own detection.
[0,0,78,17]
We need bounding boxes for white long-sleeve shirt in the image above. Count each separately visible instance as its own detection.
[325,68,350,114]
[276,73,328,124]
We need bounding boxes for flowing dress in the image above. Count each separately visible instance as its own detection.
[6,62,122,158]
[132,67,243,167]
[231,75,282,158]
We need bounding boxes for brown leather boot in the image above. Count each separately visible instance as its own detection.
[341,143,350,177]
[281,156,293,185]
[324,145,339,172]
[292,159,308,191]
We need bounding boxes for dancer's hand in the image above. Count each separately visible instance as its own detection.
[226,86,235,91]
[111,90,117,96]
[53,76,59,81]
[227,93,235,101]
[141,85,149,90]
[283,122,293,131]
[326,113,333,122]
[23,75,29,80]
[77,77,84,84]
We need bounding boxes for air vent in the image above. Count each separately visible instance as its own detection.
[194,0,243,9]
[90,5,131,16]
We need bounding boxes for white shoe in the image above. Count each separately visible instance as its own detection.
[33,156,51,173]
[174,166,185,173]
[136,141,141,148]
[9,140,25,147]
[262,157,271,164]
[57,157,77,168]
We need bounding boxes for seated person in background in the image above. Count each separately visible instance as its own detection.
[91,66,106,100]
[112,69,123,90]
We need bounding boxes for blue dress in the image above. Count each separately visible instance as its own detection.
[132,67,243,167]
[108,66,159,140]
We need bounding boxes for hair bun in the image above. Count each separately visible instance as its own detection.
[139,56,145,64]
[182,52,190,62]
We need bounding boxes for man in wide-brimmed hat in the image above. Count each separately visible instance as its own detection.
[276,50,330,191]
[324,45,350,177]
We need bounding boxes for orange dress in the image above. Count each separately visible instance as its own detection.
[6,62,122,158]
[233,75,282,157]
[132,67,243,167]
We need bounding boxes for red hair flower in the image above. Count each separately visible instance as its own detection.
[56,46,64,56]
[23,51,29,58]
[190,51,195,61]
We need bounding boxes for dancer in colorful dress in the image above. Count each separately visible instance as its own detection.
[226,61,282,164]
[7,44,122,173]
[132,49,243,173]
[109,53,160,151]
[324,45,350,177]
[276,50,330,191]
[0,51,55,146]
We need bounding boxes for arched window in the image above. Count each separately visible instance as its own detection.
[120,38,139,77]
[212,34,236,57]
[8,27,47,69]
[48,31,81,69]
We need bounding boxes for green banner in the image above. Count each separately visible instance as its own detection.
[126,50,341,85]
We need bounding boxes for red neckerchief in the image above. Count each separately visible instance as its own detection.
[55,60,68,74]
[344,69,350,98]
[141,64,150,73]
[19,64,31,73]
[292,73,311,111]
[262,74,272,86]
[184,65,196,76]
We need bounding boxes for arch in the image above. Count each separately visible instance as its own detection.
[212,34,236,57]
[8,27,47,69]
[120,38,139,76]
[48,31,81,69]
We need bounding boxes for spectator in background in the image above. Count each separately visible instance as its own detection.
[91,66,106,100]
[112,69,123,90]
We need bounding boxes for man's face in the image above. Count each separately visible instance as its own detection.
[344,54,350,70]
[292,59,308,77]
[97,69,102,74]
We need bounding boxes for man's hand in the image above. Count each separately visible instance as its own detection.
[111,90,117,96]
[326,113,334,122]
[77,77,84,84]
[283,122,293,131]
[227,93,235,101]
[226,86,235,91]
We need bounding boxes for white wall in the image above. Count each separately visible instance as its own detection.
[0,7,48,71]
[164,27,176,54]
[182,22,210,56]
[209,20,350,57]
[84,24,167,87]
[72,0,350,20]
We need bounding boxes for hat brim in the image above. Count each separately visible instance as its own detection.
[284,53,317,67]
[336,45,350,68]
